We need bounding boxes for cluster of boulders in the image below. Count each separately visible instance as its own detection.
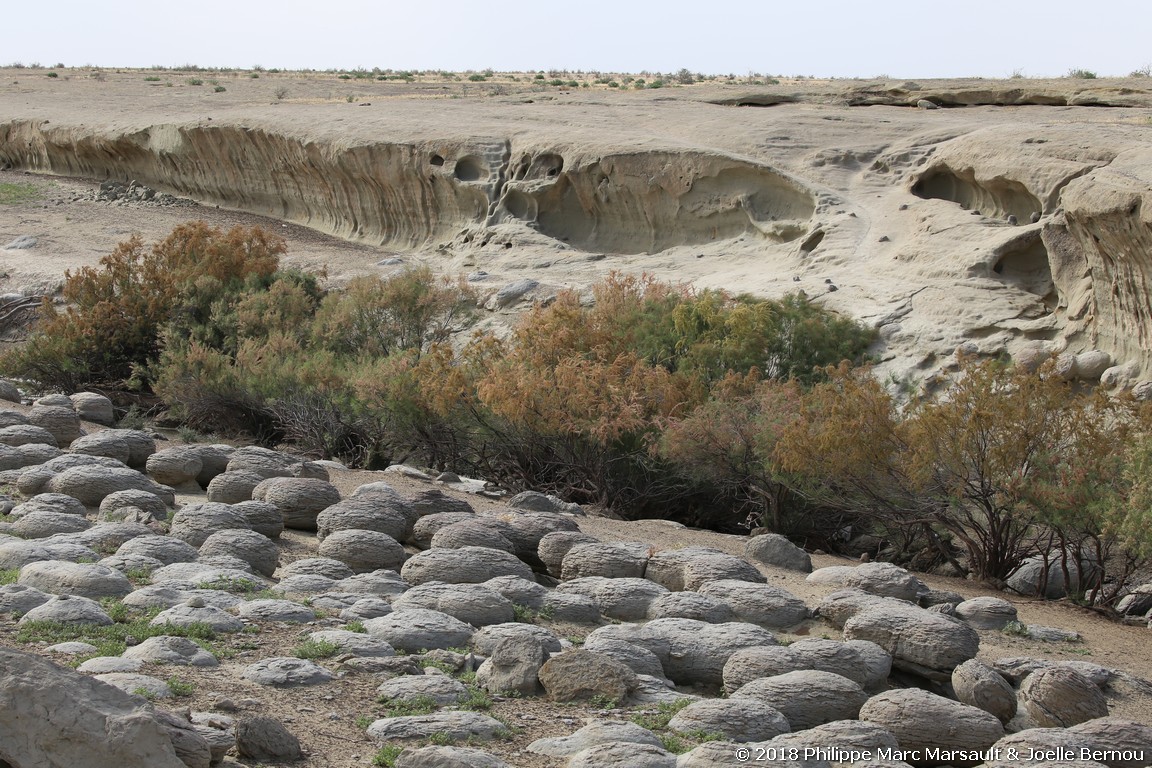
[0,385,1150,768]
[77,179,195,207]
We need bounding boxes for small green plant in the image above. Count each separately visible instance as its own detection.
[274,86,288,100]
[376,695,438,717]
[132,686,158,701]
[294,638,341,659]
[167,676,196,696]
[249,73,260,79]
[660,733,689,754]
[371,745,403,766]
[467,74,487,82]
[338,74,351,80]
[187,78,203,86]
[631,698,693,730]
[176,425,204,443]
[213,85,226,92]
[459,687,492,711]
[355,714,373,731]
[100,598,129,623]
[419,659,457,675]
[144,76,161,82]
[1067,68,1098,79]
[46,71,58,78]
[1002,621,1029,637]
[428,732,456,746]
[345,620,366,633]
[117,405,150,430]
[0,568,17,585]
[589,694,619,710]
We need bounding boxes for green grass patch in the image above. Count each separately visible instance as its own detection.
[294,638,340,659]
[167,676,196,696]
[372,745,403,766]
[630,698,693,731]
[0,568,18,585]
[0,183,41,205]
[459,686,492,711]
[345,620,366,633]
[16,608,217,658]
[376,694,438,718]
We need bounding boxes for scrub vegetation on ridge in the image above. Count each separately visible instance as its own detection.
[3,221,1151,602]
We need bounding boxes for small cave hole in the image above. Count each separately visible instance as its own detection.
[799,229,825,255]
[502,189,533,220]
[454,156,484,182]
[504,242,513,249]
[992,235,1055,306]
[430,154,445,167]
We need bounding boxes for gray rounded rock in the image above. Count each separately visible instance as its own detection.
[199,529,279,577]
[393,745,511,768]
[225,446,298,479]
[409,511,477,549]
[844,562,925,602]
[366,712,508,743]
[482,575,548,607]
[336,569,410,596]
[376,672,468,705]
[70,392,115,425]
[538,530,600,576]
[185,444,233,487]
[206,470,265,504]
[28,405,82,445]
[169,503,251,547]
[151,602,245,633]
[733,670,869,730]
[317,528,407,574]
[364,608,475,652]
[12,510,92,539]
[307,629,395,657]
[237,599,316,623]
[859,688,1005,757]
[1020,666,1109,727]
[0,540,99,569]
[0,424,58,447]
[241,657,334,687]
[19,560,133,600]
[562,542,649,580]
[316,496,414,542]
[260,477,341,531]
[230,500,284,539]
[69,432,132,464]
[1068,718,1152,768]
[393,582,515,627]
[567,742,675,768]
[955,596,1018,630]
[146,448,203,487]
[744,533,813,573]
[582,636,667,679]
[401,546,534,585]
[697,579,809,629]
[527,720,664,757]
[647,591,735,623]
[45,464,175,507]
[471,623,563,656]
[116,535,200,565]
[842,602,980,679]
[18,594,113,625]
[646,546,766,592]
[555,576,669,622]
[723,638,892,693]
[340,597,395,621]
[98,489,169,523]
[0,583,52,614]
[279,557,355,580]
[9,492,87,518]
[669,698,791,743]
[952,659,1017,723]
[122,636,218,666]
[431,520,516,553]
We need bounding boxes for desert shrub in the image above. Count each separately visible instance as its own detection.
[1,222,284,391]
[1067,68,1098,79]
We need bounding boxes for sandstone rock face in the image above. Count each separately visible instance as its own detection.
[860,688,1005,764]
[0,646,188,768]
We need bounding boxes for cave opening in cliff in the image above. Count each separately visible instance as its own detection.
[913,165,1042,221]
[993,234,1057,309]
[454,156,484,181]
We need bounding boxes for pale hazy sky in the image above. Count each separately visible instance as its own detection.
[7,0,1150,78]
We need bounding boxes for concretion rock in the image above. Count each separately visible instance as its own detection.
[843,562,926,601]
[151,602,245,633]
[234,716,304,761]
[842,602,980,679]
[122,636,219,666]
[18,593,112,625]
[99,489,169,523]
[232,500,284,538]
[985,729,1095,767]
[1068,718,1152,768]
[0,539,99,569]
[582,636,668,679]
[279,557,355,579]
[697,579,809,628]
[225,446,299,478]
[258,477,341,530]
[316,496,413,542]
[859,688,1005,764]
[71,429,128,460]
[733,670,869,730]
[184,444,233,487]
[538,530,600,576]
[376,671,468,705]
[206,470,265,504]
[1007,555,1098,599]
[722,638,891,693]
[241,657,334,686]
[538,649,639,703]
[337,569,410,596]
[1020,666,1109,727]
[0,380,20,403]
[237,599,316,622]
[198,528,279,577]
[479,510,580,565]
[366,712,509,742]
[475,633,547,695]
[318,528,407,573]
[955,596,1018,630]
[765,719,900,750]
[394,746,511,768]
[401,546,534,585]
[0,441,61,471]
[0,647,189,768]
[28,404,81,445]
[744,533,813,573]
[45,464,175,507]
[646,591,735,623]
[951,658,1017,723]
[11,509,91,538]
[527,720,664,756]
[555,576,668,621]
[71,391,116,424]
[18,560,133,599]
[646,546,765,591]
[0,582,52,614]
[668,698,792,742]
[567,742,676,767]
[364,608,475,652]
[393,582,515,626]
[306,629,395,657]
[431,519,516,553]
[116,535,200,565]
[169,503,251,547]
[471,622,563,656]
[146,448,203,487]
[561,542,649,580]
[410,511,477,549]
[0,423,58,447]
[506,490,582,515]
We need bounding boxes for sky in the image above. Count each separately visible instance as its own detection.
[6,0,1150,79]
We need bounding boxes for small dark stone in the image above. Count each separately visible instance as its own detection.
[235,715,303,762]
[824,278,833,284]
[898,203,909,211]
[1006,215,1018,225]
[1030,211,1041,223]
[878,235,890,242]
[792,276,801,282]
[827,285,839,292]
